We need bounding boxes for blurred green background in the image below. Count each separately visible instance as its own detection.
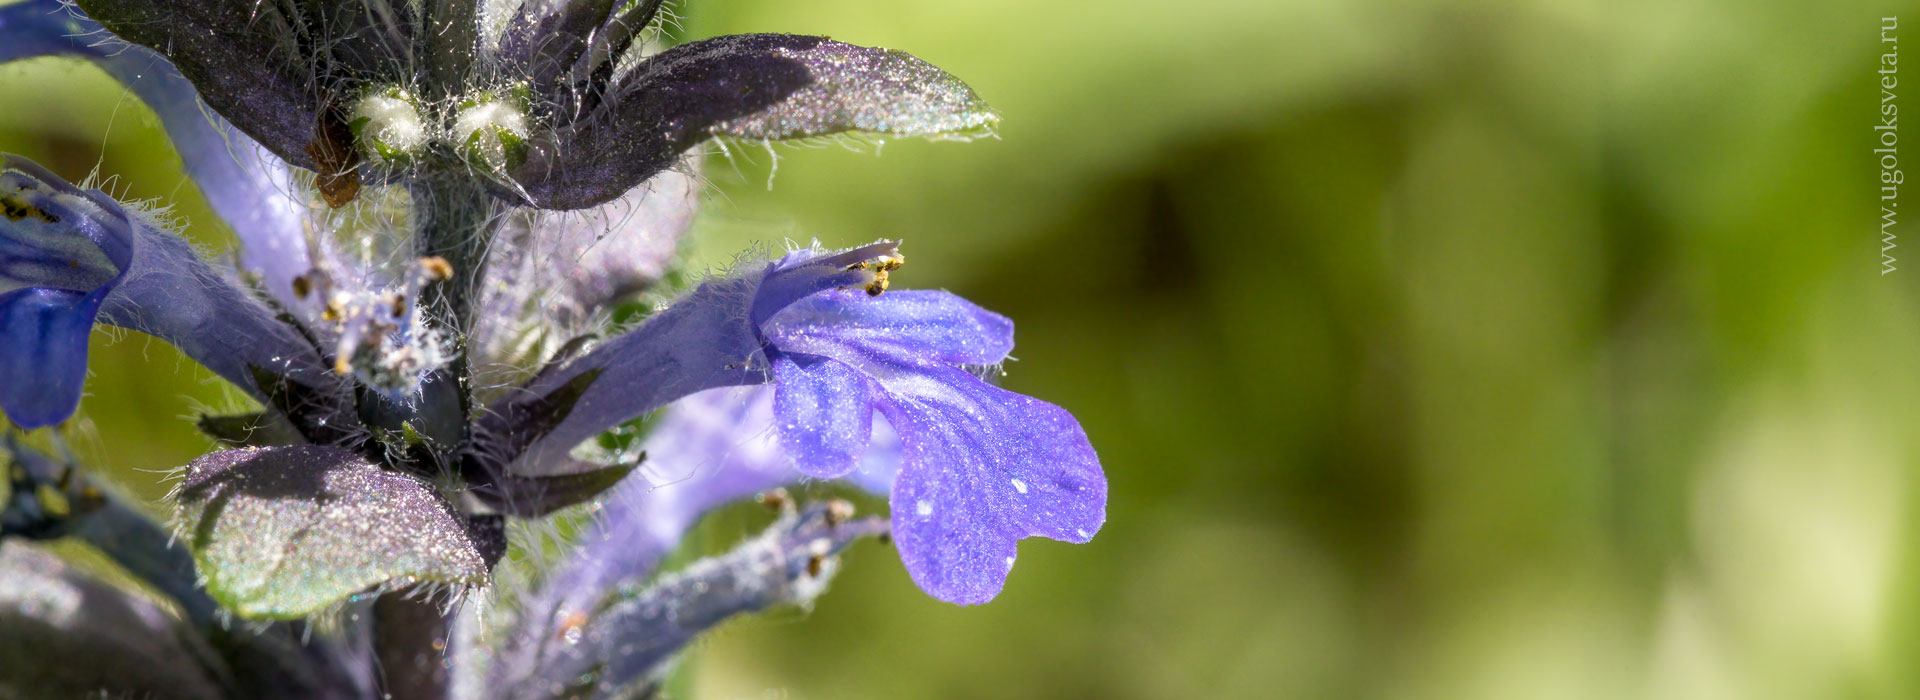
[5,0,1919,698]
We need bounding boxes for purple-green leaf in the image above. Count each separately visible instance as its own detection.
[505,34,998,209]
[173,445,488,620]
[705,39,1001,142]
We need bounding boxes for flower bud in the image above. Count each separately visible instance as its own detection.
[453,86,531,171]
[347,86,429,167]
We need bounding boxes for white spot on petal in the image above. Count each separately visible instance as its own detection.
[1075,529,1091,539]
[1005,556,1016,571]
[1010,478,1028,494]
[916,500,933,517]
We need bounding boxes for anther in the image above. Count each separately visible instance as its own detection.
[419,256,454,282]
[825,499,855,526]
[844,251,905,297]
[757,488,791,512]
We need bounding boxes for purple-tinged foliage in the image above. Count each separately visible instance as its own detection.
[506,33,1000,209]
[66,0,996,210]
[174,445,495,619]
[66,0,322,170]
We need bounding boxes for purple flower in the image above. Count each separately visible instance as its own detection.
[0,155,342,429]
[493,243,1106,604]
[762,273,1108,604]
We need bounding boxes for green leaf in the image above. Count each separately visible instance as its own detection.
[173,445,488,619]
[707,38,1002,142]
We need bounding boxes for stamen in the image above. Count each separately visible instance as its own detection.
[842,249,904,296]
[311,257,458,391]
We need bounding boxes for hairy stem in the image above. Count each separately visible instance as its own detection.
[411,176,494,443]
[413,176,494,331]
[493,500,889,698]
[424,0,478,100]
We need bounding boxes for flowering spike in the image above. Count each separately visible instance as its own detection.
[2,0,1102,691]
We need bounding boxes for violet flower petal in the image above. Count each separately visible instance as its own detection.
[768,288,1015,366]
[495,385,903,693]
[0,288,106,428]
[764,289,1105,604]
[771,352,873,478]
[0,0,313,308]
[0,154,338,428]
[869,360,1105,604]
[478,242,901,474]
[71,0,318,168]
